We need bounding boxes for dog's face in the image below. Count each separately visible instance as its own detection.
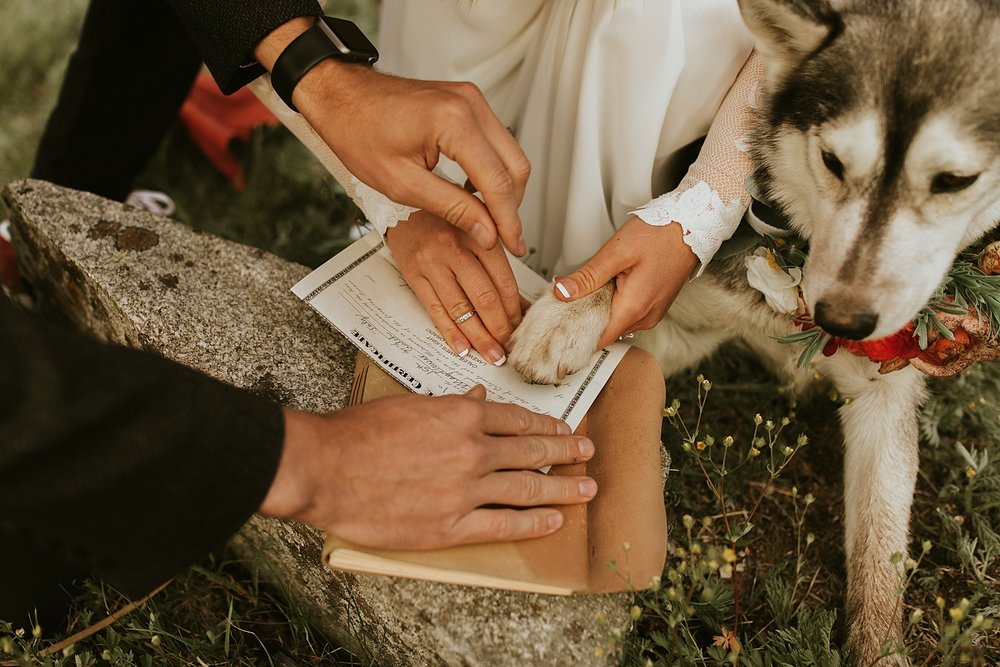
[741,0,1000,340]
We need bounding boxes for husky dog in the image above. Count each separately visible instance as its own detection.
[509,0,1000,663]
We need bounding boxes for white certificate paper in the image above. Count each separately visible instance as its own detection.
[292,233,629,429]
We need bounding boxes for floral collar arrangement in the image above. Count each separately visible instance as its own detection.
[745,233,1000,375]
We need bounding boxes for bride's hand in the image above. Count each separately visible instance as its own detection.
[385,211,523,365]
[551,217,698,348]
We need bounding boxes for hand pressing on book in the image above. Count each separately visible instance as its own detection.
[260,386,596,550]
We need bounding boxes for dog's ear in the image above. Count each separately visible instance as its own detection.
[738,0,843,74]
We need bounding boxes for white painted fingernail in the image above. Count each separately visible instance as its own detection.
[555,282,571,299]
[458,347,470,358]
[488,349,507,366]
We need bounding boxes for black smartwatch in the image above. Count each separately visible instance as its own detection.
[271,16,379,112]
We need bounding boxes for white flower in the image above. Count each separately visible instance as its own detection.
[745,247,802,314]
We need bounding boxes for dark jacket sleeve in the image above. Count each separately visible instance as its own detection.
[166,0,323,94]
[0,296,285,595]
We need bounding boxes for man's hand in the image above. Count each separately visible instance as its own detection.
[386,211,522,364]
[260,387,597,550]
[255,18,530,256]
[551,217,699,348]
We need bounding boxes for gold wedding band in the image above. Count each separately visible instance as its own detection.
[454,309,476,325]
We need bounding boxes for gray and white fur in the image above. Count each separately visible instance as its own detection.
[508,1,1000,663]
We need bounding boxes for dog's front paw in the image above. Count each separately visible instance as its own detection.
[508,283,614,384]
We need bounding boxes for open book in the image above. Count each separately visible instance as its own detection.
[323,350,668,594]
[292,234,668,593]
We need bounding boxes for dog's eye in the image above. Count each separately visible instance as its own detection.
[931,172,979,194]
[821,150,845,181]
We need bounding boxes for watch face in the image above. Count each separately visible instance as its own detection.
[320,17,379,63]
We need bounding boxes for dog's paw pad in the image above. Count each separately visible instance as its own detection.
[508,284,614,384]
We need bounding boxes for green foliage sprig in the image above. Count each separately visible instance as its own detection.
[776,250,1000,368]
[913,252,1000,349]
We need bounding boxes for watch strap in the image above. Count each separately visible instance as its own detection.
[271,17,378,113]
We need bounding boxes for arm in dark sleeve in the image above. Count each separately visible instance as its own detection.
[165,0,323,93]
[0,296,284,596]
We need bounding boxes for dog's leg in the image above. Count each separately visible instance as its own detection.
[508,283,614,384]
[825,357,925,666]
[639,315,734,378]
[637,276,744,377]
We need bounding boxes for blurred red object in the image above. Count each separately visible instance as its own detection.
[0,222,24,294]
[178,73,280,190]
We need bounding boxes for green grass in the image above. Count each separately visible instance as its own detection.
[2,1,998,665]
[612,353,1000,666]
[0,547,363,666]
[0,0,369,267]
[0,0,88,211]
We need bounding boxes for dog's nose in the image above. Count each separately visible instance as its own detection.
[813,299,878,340]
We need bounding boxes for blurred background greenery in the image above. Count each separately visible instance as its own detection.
[0,0,377,270]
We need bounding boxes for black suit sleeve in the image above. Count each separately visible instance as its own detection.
[166,0,323,94]
[0,296,285,619]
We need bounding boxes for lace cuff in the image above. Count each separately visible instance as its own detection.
[632,50,764,275]
[349,176,418,235]
[631,182,744,273]
[351,162,471,235]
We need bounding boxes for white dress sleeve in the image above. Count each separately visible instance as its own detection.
[631,50,764,274]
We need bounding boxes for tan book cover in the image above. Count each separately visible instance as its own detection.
[324,347,668,594]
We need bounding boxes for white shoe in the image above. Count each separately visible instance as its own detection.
[125,190,176,216]
[348,220,375,241]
